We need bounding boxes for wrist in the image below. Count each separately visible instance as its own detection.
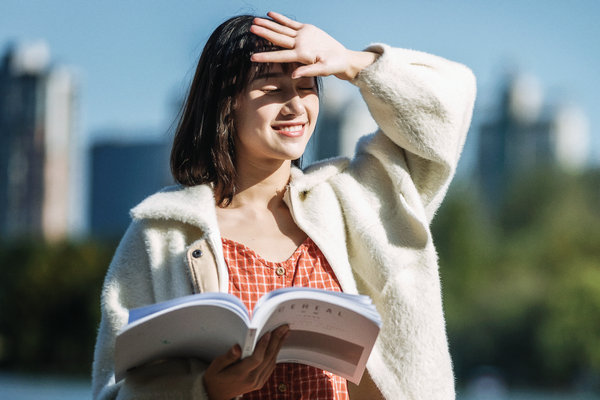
[338,50,378,81]
[203,375,230,400]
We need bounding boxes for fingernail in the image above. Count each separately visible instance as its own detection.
[278,325,290,337]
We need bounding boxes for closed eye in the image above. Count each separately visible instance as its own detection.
[297,78,317,92]
[261,87,281,94]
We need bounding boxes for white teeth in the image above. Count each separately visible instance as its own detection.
[277,125,304,132]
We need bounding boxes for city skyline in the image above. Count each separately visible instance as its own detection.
[1,1,598,164]
[0,41,81,240]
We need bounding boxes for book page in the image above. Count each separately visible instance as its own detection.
[128,293,249,324]
[251,292,380,384]
[115,304,248,382]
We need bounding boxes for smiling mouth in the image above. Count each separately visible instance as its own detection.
[272,124,306,138]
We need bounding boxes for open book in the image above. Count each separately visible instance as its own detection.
[115,287,381,384]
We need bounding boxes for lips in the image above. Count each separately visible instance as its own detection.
[272,123,306,138]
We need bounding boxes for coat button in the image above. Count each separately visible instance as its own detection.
[278,383,287,393]
[192,249,203,258]
[276,266,286,276]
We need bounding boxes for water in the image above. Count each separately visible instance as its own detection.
[458,390,600,400]
[458,370,600,400]
[0,373,598,399]
[0,373,91,400]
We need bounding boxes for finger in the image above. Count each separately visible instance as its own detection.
[254,326,290,384]
[251,49,300,64]
[292,63,330,79]
[250,330,271,361]
[208,344,242,373]
[263,325,289,363]
[230,331,271,373]
[266,11,303,30]
[250,25,295,48]
[263,326,289,367]
[255,360,277,388]
[253,17,297,37]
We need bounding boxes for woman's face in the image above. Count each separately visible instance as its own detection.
[233,64,319,166]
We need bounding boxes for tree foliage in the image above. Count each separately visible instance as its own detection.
[0,239,115,374]
[433,168,600,387]
[0,168,599,387]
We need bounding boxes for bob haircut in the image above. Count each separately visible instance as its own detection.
[170,15,321,206]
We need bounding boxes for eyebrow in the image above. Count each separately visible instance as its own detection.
[252,72,288,82]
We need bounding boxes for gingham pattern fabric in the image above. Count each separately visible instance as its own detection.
[222,236,349,399]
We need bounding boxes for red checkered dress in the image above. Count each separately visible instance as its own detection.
[222,236,350,400]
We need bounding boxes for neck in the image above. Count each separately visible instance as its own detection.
[221,158,293,210]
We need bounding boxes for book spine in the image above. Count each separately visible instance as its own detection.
[241,328,258,358]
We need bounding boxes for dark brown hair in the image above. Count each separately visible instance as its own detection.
[170,15,319,206]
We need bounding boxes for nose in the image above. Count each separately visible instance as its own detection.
[281,94,304,116]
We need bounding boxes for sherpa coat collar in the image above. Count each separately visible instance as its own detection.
[130,162,346,229]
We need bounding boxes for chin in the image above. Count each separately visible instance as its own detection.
[286,149,309,161]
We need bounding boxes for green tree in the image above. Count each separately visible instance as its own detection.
[433,168,600,388]
[0,239,115,374]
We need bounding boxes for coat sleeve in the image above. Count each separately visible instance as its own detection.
[91,221,210,400]
[351,44,476,221]
[332,45,476,399]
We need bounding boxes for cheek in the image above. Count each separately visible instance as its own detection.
[234,94,270,131]
[252,102,282,127]
[236,108,268,136]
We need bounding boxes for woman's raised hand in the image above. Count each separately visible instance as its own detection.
[250,11,377,81]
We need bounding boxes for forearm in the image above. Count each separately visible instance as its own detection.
[118,359,209,400]
[353,44,476,166]
[351,44,476,217]
[93,221,203,399]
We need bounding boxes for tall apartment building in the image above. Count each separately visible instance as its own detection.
[311,79,377,163]
[0,42,79,240]
[477,73,590,211]
[90,136,172,238]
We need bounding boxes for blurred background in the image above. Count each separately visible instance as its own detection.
[1,1,599,399]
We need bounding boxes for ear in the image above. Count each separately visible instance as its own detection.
[232,95,241,111]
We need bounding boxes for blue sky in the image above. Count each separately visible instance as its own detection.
[2,0,599,164]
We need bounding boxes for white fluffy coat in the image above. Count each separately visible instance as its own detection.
[92,43,476,399]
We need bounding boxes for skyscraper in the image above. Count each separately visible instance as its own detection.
[0,41,79,240]
[90,136,172,238]
[311,79,377,163]
[477,73,590,211]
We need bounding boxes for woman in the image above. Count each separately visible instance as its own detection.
[92,11,476,400]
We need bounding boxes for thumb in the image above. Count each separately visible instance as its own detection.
[209,344,242,372]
